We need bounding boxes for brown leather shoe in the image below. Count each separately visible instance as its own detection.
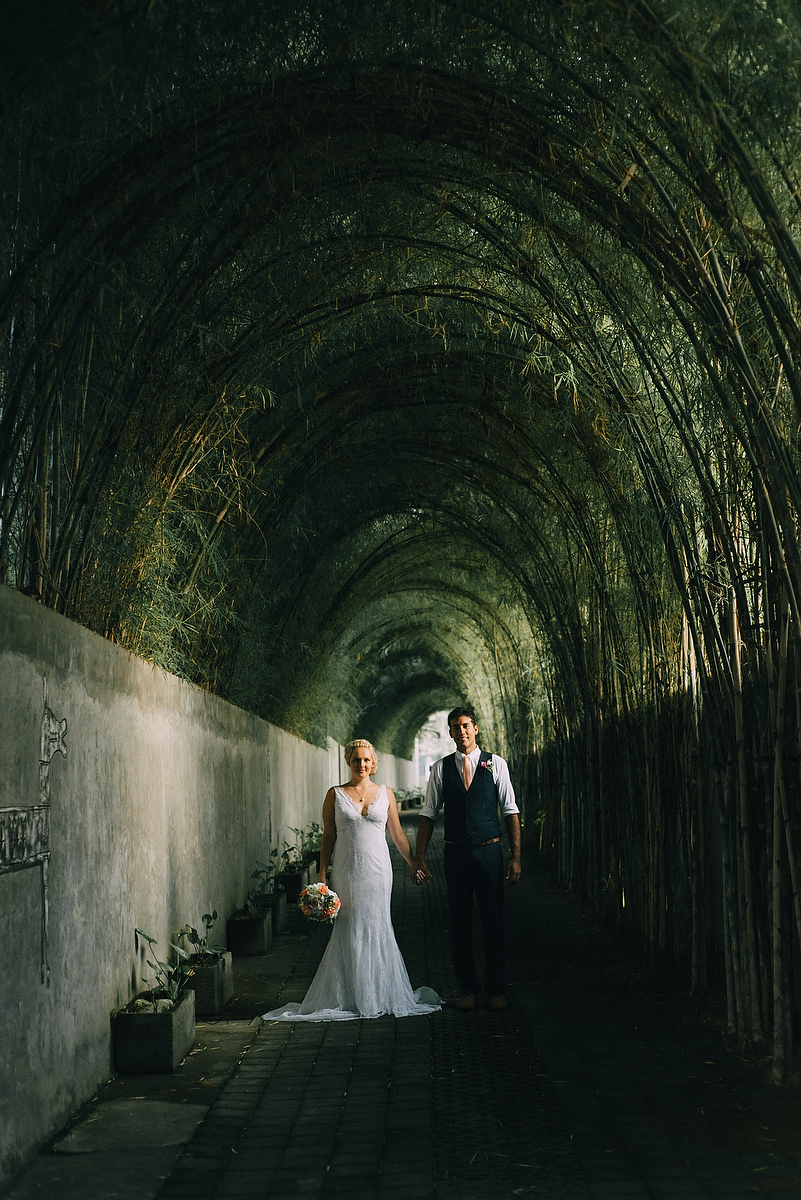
[489,994,508,1011]
[456,993,477,1011]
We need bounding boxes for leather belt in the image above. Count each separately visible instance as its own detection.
[445,837,501,847]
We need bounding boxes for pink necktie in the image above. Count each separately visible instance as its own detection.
[462,754,471,789]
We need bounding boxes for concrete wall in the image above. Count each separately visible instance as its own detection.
[374,749,418,791]
[0,586,411,1190]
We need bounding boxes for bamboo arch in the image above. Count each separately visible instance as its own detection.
[3,0,801,1073]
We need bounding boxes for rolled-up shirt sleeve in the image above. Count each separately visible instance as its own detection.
[492,755,520,815]
[419,759,444,821]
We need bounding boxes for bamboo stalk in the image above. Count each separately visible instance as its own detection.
[771,593,790,1081]
[779,650,801,963]
[722,755,746,1037]
[731,593,764,1041]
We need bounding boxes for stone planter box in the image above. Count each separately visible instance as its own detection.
[189,951,234,1015]
[226,910,273,956]
[264,889,288,935]
[112,989,196,1074]
[280,868,308,905]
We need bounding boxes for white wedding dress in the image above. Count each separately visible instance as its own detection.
[262,785,441,1020]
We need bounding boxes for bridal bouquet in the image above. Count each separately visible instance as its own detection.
[298,882,341,923]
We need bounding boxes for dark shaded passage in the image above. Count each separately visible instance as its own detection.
[156,813,801,1200]
[431,1008,587,1199]
[416,834,587,1199]
[10,812,801,1200]
[154,815,587,1200]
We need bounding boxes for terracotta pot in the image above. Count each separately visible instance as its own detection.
[112,989,195,1074]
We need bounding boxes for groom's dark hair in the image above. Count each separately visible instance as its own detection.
[448,705,477,726]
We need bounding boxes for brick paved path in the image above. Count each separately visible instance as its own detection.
[154,814,801,1200]
[156,815,587,1200]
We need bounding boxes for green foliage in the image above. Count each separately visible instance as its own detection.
[294,824,324,860]
[2,0,798,756]
[2,5,798,746]
[394,787,423,807]
[245,855,280,915]
[279,842,305,875]
[134,928,194,1006]
[174,912,226,966]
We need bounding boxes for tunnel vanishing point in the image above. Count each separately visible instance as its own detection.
[3,0,801,1111]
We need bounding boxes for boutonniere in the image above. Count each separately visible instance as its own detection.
[480,757,494,773]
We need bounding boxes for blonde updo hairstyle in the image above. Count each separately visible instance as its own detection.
[344,738,379,776]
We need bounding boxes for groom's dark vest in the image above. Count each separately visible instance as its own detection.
[442,750,501,847]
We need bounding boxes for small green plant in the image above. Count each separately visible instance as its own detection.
[134,929,194,1007]
[245,853,279,916]
[174,911,226,966]
[394,788,423,808]
[280,840,305,874]
[293,822,324,861]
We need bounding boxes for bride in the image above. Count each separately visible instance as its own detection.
[262,739,441,1021]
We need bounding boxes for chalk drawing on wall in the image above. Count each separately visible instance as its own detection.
[0,678,66,985]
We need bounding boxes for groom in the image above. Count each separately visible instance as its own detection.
[411,706,521,1011]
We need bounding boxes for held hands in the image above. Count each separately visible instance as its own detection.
[411,860,431,886]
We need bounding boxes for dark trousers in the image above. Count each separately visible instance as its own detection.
[443,841,505,995]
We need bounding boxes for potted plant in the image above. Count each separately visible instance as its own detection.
[227,858,282,953]
[112,930,196,1073]
[175,911,233,1015]
[395,787,423,810]
[298,822,324,872]
[279,840,308,903]
[254,853,289,935]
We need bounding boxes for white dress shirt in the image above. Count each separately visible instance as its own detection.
[420,747,519,821]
